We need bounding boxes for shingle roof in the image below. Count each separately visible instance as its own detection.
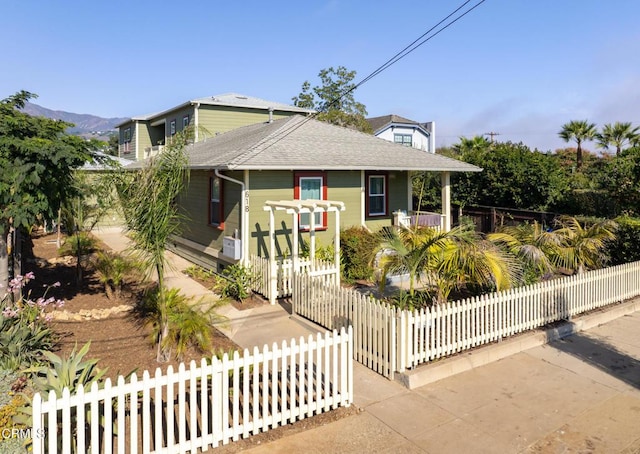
[182,115,480,172]
[367,114,427,134]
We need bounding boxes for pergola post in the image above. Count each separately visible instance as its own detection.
[268,207,277,304]
[309,208,316,270]
[441,171,451,232]
[334,208,341,286]
[292,209,299,275]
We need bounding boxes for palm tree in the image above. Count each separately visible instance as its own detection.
[552,216,617,273]
[597,122,640,155]
[377,224,519,304]
[487,221,564,280]
[115,130,190,362]
[453,135,490,154]
[559,120,597,170]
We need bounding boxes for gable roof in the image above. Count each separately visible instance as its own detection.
[182,115,480,172]
[116,93,313,128]
[367,114,432,136]
[367,114,418,131]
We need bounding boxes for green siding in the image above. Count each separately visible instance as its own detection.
[197,106,297,138]
[175,170,243,270]
[248,170,401,258]
[174,169,411,267]
[136,122,152,161]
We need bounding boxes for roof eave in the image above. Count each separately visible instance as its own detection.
[188,164,482,172]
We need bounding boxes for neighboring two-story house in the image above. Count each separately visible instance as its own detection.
[116,93,313,160]
[367,114,435,153]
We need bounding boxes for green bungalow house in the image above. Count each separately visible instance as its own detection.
[166,115,481,300]
[116,93,313,161]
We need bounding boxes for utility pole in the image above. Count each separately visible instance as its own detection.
[484,131,500,143]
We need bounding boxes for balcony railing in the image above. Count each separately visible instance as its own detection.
[393,210,443,231]
[144,145,164,159]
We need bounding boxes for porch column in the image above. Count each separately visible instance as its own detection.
[441,171,451,232]
[268,208,277,304]
[360,170,366,227]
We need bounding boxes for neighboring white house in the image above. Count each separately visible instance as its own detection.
[367,114,435,153]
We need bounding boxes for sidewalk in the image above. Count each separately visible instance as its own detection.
[93,226,640,453]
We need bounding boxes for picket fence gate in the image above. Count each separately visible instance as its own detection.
[292,261,640,379]
[32,327,353,454]
[250,255,336,301]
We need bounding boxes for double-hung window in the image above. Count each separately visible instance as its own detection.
[394,133,412,147]
[170,120,176,136]
[294,172,327,229]
[209,176,223,227]
[367,173,387,216]
[182,115,189,129]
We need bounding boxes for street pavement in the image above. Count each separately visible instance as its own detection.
[93,226,640,453]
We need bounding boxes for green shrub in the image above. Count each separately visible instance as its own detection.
[340,227,380,283]
[93,251,137,299]
[138,287,227,360]
[27,342,107,398]
[0,372,29,454]
[607,216,640,265]
[57,232,96,257]
[184,265,215,282]
[217,264,257,302]
[0,274,61,371]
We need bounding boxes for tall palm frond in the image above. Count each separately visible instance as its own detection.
[488,222,564,277]
[552,216,617,273]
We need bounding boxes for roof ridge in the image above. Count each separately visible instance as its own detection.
[228,116,304,168]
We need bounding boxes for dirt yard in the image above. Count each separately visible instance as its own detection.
[25,232,239,380]
[22,231,355,451]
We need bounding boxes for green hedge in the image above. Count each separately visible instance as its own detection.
[340,227,379,283]
[607,216,640,265]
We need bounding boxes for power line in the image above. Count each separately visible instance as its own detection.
[238,0,488,160]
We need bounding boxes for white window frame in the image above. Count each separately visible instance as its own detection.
[368,175,386,216]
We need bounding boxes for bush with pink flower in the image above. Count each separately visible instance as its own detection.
[0,273,65,371]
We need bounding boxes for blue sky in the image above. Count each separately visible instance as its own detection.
[3,0,640,152]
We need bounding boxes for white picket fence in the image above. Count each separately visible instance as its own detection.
[293,276,397,379]
[32,327,353,454]
[250,255,337,301]
[292,261,640,379]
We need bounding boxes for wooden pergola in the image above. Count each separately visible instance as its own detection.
[263,199,345,303]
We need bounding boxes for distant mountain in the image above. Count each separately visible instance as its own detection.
[21,102,128,140]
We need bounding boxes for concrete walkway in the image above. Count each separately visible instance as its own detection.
[93,227,640,453]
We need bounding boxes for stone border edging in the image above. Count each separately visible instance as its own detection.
[52,304,132,321]
[396,297,640,389]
